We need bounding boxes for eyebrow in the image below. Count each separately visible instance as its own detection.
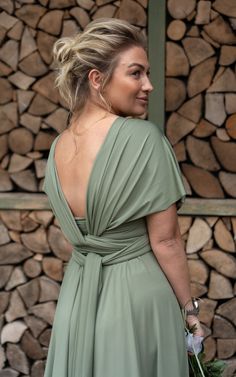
[128,63,150,70]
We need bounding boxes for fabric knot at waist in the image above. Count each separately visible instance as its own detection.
[69,218,152,377]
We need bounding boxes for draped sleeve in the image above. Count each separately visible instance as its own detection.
[109,118,187,223]
[142,121,187,214]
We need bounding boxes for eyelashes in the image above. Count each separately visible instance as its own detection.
[132,71,141,77]
[131,70,150,78]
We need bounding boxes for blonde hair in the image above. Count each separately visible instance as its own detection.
[52,17,147,114]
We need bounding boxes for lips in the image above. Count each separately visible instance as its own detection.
[137,97,148,102]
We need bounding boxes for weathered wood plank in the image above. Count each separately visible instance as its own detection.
[0,193,236,216]
[0,193,49,210]
[178,198,236,216]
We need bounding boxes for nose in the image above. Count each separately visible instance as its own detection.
[142,75,153,92]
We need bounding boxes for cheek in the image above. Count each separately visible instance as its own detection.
[114,73,139,90]
[120,80,140,98]
[105,76,140,106]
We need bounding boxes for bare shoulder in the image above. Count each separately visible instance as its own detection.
[57,129,71,145]
[54,129,75,162]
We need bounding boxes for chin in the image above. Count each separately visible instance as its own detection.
[115,106,147,119]
[138,111,147,119]
[131,107,148,118]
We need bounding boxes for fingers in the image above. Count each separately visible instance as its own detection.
[186,316,205,337]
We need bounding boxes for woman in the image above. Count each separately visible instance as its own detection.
[43,17,204,377]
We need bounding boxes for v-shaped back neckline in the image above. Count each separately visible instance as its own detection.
[51,115,123,230]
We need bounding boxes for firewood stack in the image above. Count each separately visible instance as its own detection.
[0,0,235,375]
[165,0,236,374]
[0,209,73,376]
[166,0,236,201]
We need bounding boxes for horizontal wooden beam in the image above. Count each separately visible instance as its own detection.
[0,193,235,216]
[0,193,49,210]
[178,198,236,217]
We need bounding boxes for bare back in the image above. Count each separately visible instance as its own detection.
[54,115,119,218]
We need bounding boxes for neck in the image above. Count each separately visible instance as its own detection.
[72,99,113,124]
[69,101,116,136]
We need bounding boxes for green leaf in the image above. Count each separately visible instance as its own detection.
[188,353,226,377]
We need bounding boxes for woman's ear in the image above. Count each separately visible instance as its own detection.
[88,69,104,91]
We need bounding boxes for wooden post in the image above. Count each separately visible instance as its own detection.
[148,0,166,132]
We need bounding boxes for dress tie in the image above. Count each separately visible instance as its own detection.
[70,221,152,377]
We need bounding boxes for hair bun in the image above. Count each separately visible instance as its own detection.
[53,35,81,67]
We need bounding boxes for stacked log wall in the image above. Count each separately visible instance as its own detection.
[165,1,236,374]
[0,0,235,376]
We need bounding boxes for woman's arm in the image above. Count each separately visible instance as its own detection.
[146,203,204,336]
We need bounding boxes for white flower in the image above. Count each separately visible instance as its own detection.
[185,331,204,355]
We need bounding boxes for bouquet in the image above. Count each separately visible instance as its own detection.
[185,323,226,377]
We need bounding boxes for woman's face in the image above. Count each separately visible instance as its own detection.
[103,46,153,117]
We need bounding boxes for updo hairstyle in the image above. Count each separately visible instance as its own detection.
[52,17,147,115]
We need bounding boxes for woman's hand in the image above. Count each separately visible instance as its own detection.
[185,315,204,355]
[186,315,205,337]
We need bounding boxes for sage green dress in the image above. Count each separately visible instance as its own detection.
[43,116,189,377]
